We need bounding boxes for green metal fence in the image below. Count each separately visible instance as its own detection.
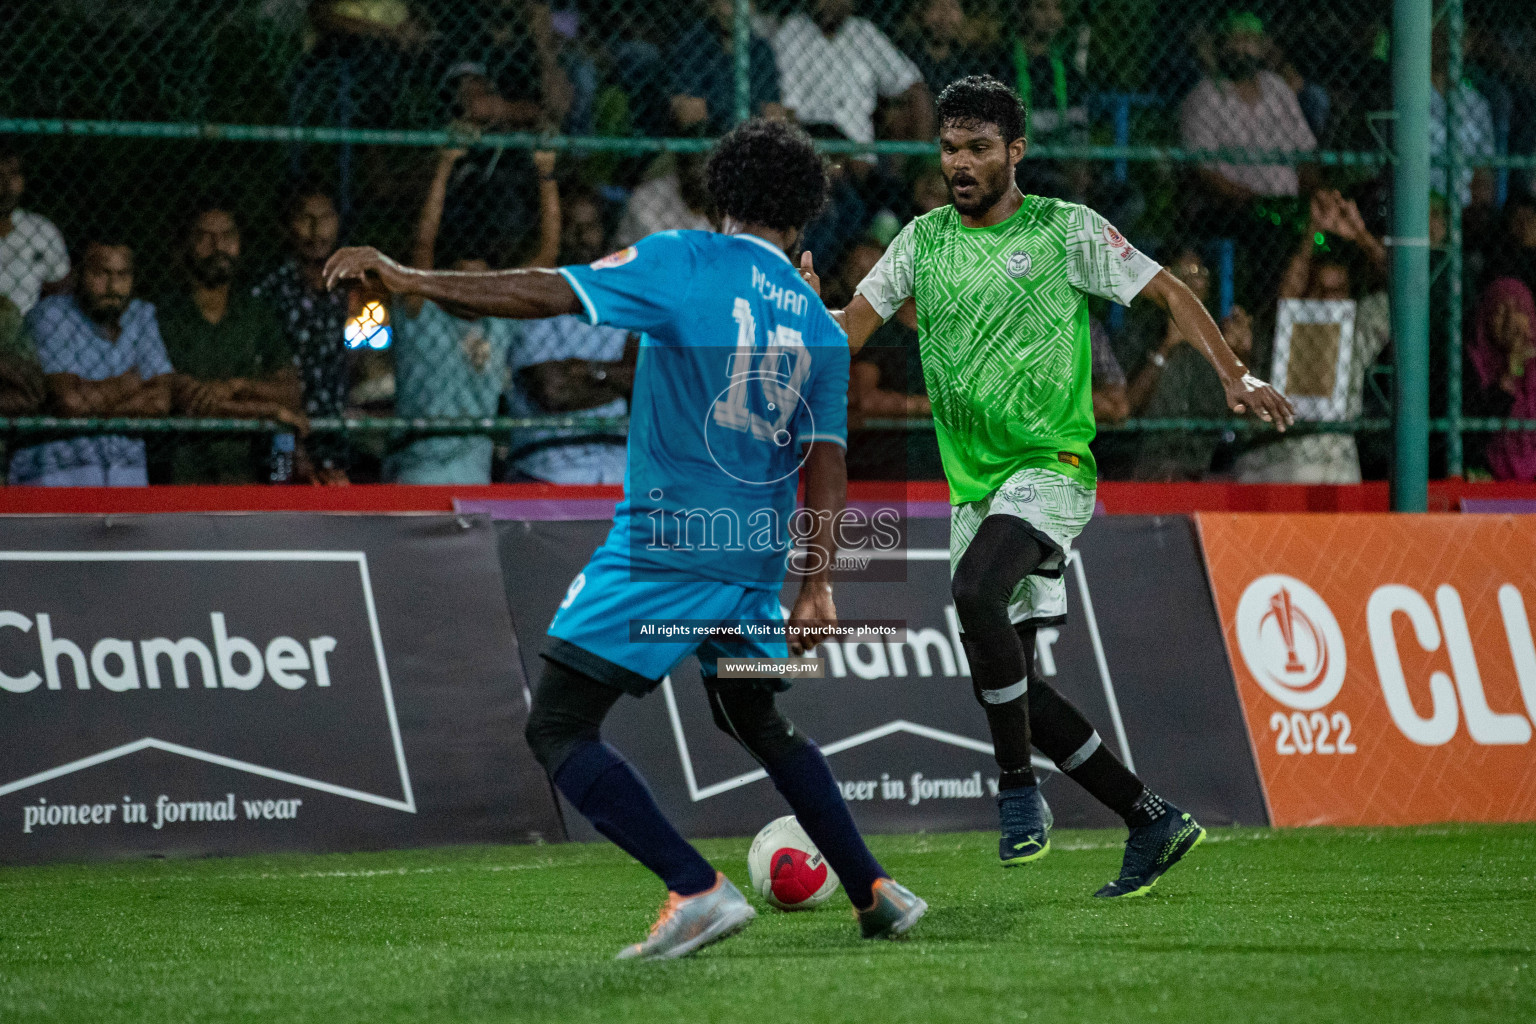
[1,0,1534,492]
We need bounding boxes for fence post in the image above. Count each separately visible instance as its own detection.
[1445,0,1465,477]
[733,0,752,125]
[1391,0,1432,512]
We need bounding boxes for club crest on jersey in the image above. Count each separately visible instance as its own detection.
[590,246,638,269]
[1004,250,1032,278]
[1102,223,1141,261]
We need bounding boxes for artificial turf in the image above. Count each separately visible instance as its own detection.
[1,825,1532,1024]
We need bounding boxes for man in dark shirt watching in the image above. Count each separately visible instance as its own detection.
[158,202,304,484]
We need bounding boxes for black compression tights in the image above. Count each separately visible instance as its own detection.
[952,515,1048,789]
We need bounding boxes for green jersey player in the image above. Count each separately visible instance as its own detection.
[806,76,1294,897]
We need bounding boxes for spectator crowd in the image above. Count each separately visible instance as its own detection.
[2,0,1535,484]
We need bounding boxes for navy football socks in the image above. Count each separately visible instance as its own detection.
[553,740,717,897]
[765,742,887,910]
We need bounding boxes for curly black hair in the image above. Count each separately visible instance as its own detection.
[705,119,829,232]
[936,75,1026,144]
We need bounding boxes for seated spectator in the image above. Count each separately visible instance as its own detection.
[1466,278,1536,482]
[1180,12,1317,228]
[506,319,636,484]
[773,0,933,147]
[1233,189,1390,484]
[157,204,304,484]
[614,157,713,247]
[253,185,353,483]
[7,238,174,487]
[1122,243,1250,481]
[1431,26,1497,215]
[385,147,559,484]
[899,0,1001,101]
[669,0,785,135]
[0,144,70,317]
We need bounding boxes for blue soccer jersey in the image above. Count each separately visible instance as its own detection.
[558,230,849,589]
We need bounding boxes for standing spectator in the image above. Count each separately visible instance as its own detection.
[435,2,574,132]
[1004,0,1090,146]
[385,146,559,484]
[1122,243,1251,481]
[158,204,305,484]
[899,0,1000,101]
[8,238,174,487]
[291,0,429,130]
[1430,27,1497,214]
[505,177,634,485]
[0,293,44,478]
[1234,190,1391,484]
[0,145,70,317]
[253,185,353,483]
[1180,12,1317,219]
[772,0,933,147]
[669,0,784,135]
[1466,278,1536,482]
[613,157,714,247]
[438,63,557,270]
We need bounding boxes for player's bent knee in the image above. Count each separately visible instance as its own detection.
[708,684,809,766]
[523,700,579,774]
[524,660,621,775]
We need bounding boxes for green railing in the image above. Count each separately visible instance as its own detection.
[3,0,1531,494]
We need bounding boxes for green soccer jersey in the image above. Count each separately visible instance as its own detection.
[855,196,1160,502]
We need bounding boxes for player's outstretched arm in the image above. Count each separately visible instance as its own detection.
[799,251,885,354]
[322,247,583,321]
[1139,268,1296,431]
[787,441,846,656]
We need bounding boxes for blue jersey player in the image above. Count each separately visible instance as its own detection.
[326,121,925,959]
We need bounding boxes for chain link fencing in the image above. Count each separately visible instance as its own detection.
[0,0,1532,485]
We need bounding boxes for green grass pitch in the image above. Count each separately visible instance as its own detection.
[2,825,1533,1023]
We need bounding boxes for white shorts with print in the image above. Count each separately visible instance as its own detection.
[949,467,1097,626]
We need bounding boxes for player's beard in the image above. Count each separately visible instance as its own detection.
[946,165,1012,217]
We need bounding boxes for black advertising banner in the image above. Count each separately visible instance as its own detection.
[496,515,1267,841]
[0,514,558,865]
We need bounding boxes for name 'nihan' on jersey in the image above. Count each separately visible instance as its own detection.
[557,230,849,587]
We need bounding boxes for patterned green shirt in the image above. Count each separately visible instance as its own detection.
[856,196,1160,501]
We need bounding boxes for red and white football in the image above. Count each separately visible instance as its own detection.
[746,815,840,911]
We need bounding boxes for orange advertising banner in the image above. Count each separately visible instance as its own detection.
[1196,514,1536,827]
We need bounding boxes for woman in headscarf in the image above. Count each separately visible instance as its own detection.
[1467,276,1536,481]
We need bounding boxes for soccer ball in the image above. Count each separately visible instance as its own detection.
[747,815,840,911]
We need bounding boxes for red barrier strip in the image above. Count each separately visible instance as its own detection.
[2,480,1536,516]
